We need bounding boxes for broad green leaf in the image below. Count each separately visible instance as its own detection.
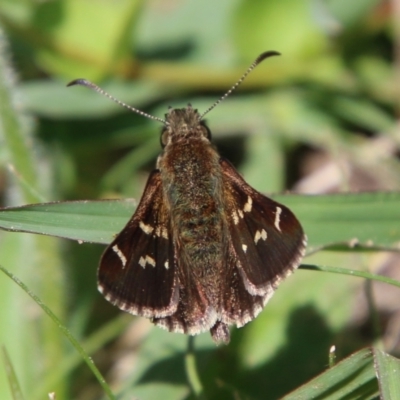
[117,328,214,399]
[21,80,174,118]
[100,136,160,190]
[0,199,136,244]
[236,263,354,376]
[374,349,400,400]
[282,348,379,399]
[240,133,285,193]
[277,192,400,252]
[32,0,142,80]
[330,95,394,132]
[324,0,381,28]
[233,0,327,61]
[0,193,400,251]
[127,384,188,400]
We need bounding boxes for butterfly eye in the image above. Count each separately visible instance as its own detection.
[200,123,211,140]
[161,128,170,147]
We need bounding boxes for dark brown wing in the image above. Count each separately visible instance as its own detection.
[220,158,307,324]
[98,170,178,319]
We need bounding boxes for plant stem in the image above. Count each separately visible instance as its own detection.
[300,264,400,289]
[185,336,205,399]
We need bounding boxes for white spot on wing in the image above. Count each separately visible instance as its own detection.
[146,255,156,267]
[238,209,244,219]
[112,245,127,268]
[139,255,156,268]
[139,221,154,235]
[164,261,169,269]
[254,229,267,244]
[274,207,282,232]
[242,244,248,253]
[243,196,253,212]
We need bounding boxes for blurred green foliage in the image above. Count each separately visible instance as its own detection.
[0,0,399,399]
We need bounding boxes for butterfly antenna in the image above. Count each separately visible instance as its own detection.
[199,50,280,120]
[67,79,167,124]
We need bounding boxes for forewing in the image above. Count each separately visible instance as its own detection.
[221,159,306,298]
[98,171,178,318]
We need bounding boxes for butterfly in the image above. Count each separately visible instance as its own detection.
[68,51,307,344]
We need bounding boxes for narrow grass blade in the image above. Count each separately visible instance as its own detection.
[282,348,378,399]
[2,346,25,400]
[0,265,116,400]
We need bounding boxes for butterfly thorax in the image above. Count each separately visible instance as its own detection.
[157,109,226,286]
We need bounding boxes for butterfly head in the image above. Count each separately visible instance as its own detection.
[161,105,211,147]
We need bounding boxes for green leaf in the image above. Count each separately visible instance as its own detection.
[324,0,381,28]
[282,348,379,399]
[0,199,136,244]
[21,79,174,118]
[330,95,394,132]
[240,133,285,193]
[0,192,400,251]
[276,192,400,252]
[373,349,400,400]
[233,0,327,61]
[31,0,142,80]
[302,264,400,290]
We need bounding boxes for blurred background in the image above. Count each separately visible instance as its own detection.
[0,0,399,399]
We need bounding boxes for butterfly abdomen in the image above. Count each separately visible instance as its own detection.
[160,138,227,270]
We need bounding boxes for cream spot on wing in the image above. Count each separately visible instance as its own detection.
[254,229,267,244]
[238,209,244,219]
[261,229,267,240]
[139,221,154,235]
[242,244,248,253]
[274,207,282,232]
[243,196,253,212]
[164,261,169,269]
[146,255,156,267]
[112,245,127,268]
[232,210,239,225]
[139,255,156,268]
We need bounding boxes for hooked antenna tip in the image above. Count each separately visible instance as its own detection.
[66,78,93,88]
[256,51,281,65]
